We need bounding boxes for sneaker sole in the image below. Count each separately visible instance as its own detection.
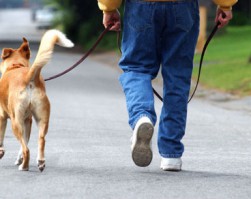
[132,122,154,167]
[161,165,182,172]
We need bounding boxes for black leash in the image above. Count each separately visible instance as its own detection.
[187,21,221,103]
[44,21,222,103]
[44,27,112,81]
[110,22,222,103]
[154,21,222,103]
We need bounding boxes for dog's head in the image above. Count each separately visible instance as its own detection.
[0,38,31,74]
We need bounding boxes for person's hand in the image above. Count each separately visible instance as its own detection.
[103,10,121,31]
[215,8,233,28]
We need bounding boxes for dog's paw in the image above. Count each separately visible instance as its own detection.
[37,160,46,172]
[15,157,23,166]
[18,164,29,171]
[0,148,5,159]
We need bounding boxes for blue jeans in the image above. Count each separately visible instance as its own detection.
[119,0,199,158]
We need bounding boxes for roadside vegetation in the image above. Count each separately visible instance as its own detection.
[193,26,251,96]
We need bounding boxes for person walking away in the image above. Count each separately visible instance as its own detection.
[98,0,237,171]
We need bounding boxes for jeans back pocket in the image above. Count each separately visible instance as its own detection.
[125,0,154,32]
[173,2,195,32]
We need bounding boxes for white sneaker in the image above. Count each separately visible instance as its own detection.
[160,157,182,171]
[131,117,154,167]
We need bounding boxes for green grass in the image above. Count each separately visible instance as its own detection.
[193,26,251,96]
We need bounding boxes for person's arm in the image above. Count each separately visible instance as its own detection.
[213,0,237,11]
[213,0,238,28]
[98,0,122,31]
[98,0,122,12]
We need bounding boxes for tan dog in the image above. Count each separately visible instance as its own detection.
[0,30,73,171]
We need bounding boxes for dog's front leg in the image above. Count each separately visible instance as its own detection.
[14,148,23,165]
[11,119,30,171]
[15,117,32,165]
[0,116,7,159]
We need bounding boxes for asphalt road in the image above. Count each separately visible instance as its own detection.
[0,8,251,199]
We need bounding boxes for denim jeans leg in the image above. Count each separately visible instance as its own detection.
[119,0,161,129]
[158,1,200,158]
[119,72,156,129]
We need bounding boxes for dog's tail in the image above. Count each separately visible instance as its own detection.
[26,29,74,83]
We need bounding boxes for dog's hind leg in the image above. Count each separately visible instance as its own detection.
[11,119,30,171]
[15,117,32,166]
[33,98,50,172]
[36,118,49,172]
[0,116,7,159]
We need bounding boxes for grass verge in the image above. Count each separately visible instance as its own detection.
[193,26,251,96]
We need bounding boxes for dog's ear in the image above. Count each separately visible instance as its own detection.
[19,37,31,59]
[1,48,14,60]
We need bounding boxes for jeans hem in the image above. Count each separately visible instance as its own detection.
[160,153,182,158]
